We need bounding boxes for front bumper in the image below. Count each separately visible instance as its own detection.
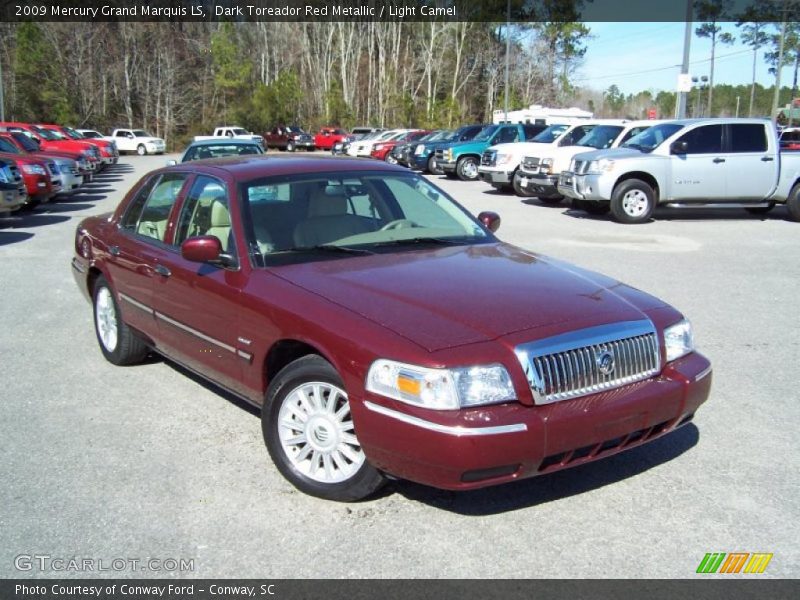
[0,183,26,214]
[355,352,711,490]
[146,142,166,154]
[516,172,559,196]
[557,171,612,201]
[439,158,457,173]
[58,171,84,195]
[478,167,513,185]
[410,152,431,170]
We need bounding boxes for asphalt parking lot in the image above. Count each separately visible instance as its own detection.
[1,154,797,579]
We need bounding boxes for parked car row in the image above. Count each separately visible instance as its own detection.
[0,121,121,214]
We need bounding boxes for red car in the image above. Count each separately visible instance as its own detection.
[0,122,100,175]
[38,124,119,167]
[370,130,429,162]
[71,155,711,501]
[314,127,349,151]
[0,131,91,191]
[0,147,56,207]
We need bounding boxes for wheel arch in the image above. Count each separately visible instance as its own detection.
[263,338,336,392]
[613,171,660,202]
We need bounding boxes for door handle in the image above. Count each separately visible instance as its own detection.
[108,245,120,256]
[154,264,171,277]
[712,158,726,164]
[761,156,774,162]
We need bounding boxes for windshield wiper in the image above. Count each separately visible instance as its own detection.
[371,237,467,248]
[282,244,374,255]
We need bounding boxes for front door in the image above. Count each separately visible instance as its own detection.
[668,124,728,201]
[150,175,249,396]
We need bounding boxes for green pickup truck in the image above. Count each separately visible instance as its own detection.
[435,123,545,181]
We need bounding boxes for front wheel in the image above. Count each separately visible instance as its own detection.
[610,179,656,224]
[286,141,295,152]
[427,155,444,175]
[136,144,147,156]
[512,174,537,198]
[263,355,386,501]
[93,276,148,365]
[385,152,398,164]
[456,156,479,181]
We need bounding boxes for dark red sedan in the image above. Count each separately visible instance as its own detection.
[72,155,711,501]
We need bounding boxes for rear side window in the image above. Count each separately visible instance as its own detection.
[522,124,546,140]
[676,125,723,154]
[493,127,519,144]
[729,124,768,153]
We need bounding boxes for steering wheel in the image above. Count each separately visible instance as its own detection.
[380,219,416,231]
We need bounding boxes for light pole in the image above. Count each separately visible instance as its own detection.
[676,0,693,119]
[503,0,510,124]
[0,55,5,122]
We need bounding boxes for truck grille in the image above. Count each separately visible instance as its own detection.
[435,149,444,160]
[515,321,661,405]
[46,161,59,176]
[8,164,23,184]
[481,150,496,166]
[521,156,540,171]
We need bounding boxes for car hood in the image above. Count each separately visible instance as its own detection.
[572,146,647,162]
[271,242,666,352]
[445,139,486,150]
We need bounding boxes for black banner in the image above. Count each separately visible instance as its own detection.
[1,0,799,23]
[2,580,799,600]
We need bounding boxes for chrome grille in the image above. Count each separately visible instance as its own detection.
[481,150,496,166]
[515,320,661,405]
[8,164,22,184]
[434,149,444,160]
[521,156,540,171]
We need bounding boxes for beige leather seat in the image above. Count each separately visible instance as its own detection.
[206,199,231,250]
[137,219,167,241]
[293,187,373,247]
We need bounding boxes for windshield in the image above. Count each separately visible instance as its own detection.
[530,124,569,144]
[576,125,625,150]
[421,130,448,142]
[183,143,262,162]
[11,133,38,151]
[80,131,102,138]
[232,128,248,135]
[287,126,307,134]
[132,130,151,137]
[0,138,21,154]
[62,127,82,139]
[473,125,499,142]
[242,171,489,264]
[33,128,60,141]
[622,123,684,152]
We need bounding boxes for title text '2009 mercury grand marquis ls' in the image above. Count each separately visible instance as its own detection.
[72,155,711,501]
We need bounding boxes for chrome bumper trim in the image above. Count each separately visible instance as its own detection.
[363,401,527,436]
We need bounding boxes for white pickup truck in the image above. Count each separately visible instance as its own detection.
[110,129,166,155]
[558,118,800,223]
[514,120,656,202]
[193,126,264,147]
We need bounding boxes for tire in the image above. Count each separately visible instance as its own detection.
[745,203,774,215]
[427,155,444,175]
[512,173,537,198]
[610,179,656,224]
[538,194,564,205]
[574,199,611,215]
[262,355,386,502]
[787,183,800,222]
[385,152,398,164]
[456,156,479,181]
[136,144,147,156]
[286,141,295,152]
[92,276,148,366]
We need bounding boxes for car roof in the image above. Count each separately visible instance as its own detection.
[160,154,408,180]
[188,138,261,148]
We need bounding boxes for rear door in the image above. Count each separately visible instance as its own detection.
[724,123,777,200]
[105,173,189,340]
[668,124,727,200]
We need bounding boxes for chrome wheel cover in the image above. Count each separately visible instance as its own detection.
[278,381,365,484]
[622,189,649,217]
[95,287,118,352]
[461,160,478,179]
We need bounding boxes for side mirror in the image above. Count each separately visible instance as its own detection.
[478,211,501,233]
[166,159,177,166]
[181,236,235,267]
[670,140,688,154]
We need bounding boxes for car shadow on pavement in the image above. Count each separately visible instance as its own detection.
[521,198,570,209]
[0,231,34,245]
[35,203,96,214]
[392,424,699,515]
[0,213,71,228]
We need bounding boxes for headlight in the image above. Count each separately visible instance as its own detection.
[664,319,694,362]
[586,158,615,174]
[0,169,8,183]
[496,153,513,166]
[417,144,426,153]
[445,149,453,161]
[22,164,46,175]
[366,360,516,410]
[539,158,554,174]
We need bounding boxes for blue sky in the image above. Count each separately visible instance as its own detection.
[576,22,781,95]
